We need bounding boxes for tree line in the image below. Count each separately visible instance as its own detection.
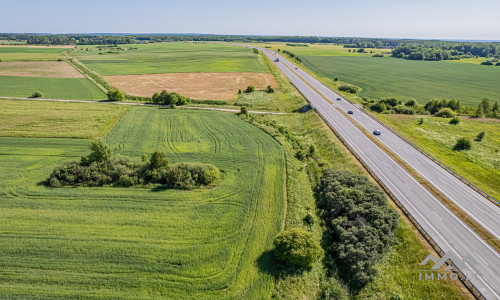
[392,43,499,61]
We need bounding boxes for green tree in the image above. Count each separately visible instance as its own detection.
[476,131,486,141]
[295,149,306,161]
[453,138,472,150]
[31,91,43,98]
[405,99,418,107]
[479,98,491,115]
[266,85,275,93]
[273,228,322,268]
[475,103,485,118]
[449,117,460,124]
[435,107,456,118]
[107,89,125,101]
[240,106,248,115]
[87,138,113,163]
[149,151,168,170]
[245,86,255,93]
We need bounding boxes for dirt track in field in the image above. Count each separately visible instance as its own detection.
[0,62,84,78]
[105,72,279,100]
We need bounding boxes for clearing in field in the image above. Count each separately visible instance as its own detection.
[301,55,500,105]
[0,61,84,78]
[0,106,285,299]
[106,72,278,100]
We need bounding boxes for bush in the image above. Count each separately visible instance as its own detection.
[273,228,322,268]
[31,91,43,98]
[339,85,358,93]
[372,53,384,57]
[496,62,500,66]
[453,138,472,150]
[151,90,190,106]
[481,60,494,65]
[266,85,274,93]
[245,86,255,93]
[435,107,457,118]
[164,162,220,189]
[107,89,125,101]
[240,106,248,115]
[449,117,460,124]
[303,213,314,225]
[476,131,486,141]
[294,149,306,161]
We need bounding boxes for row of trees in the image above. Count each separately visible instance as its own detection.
[152,90,191,106]
[392,43,499,61]
[48,139,220,189]
[315,170,399,291]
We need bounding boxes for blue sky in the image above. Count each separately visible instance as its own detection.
[2,0,499,39]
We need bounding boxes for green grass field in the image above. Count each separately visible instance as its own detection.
[0,47,68,61]
[301,55,500,105]
[0,75,106,100]
[377,114,500,201]
[72,42,267,76]
[0,107,286,299]
[0,99,127,138]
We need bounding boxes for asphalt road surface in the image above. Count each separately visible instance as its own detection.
[235,44,500,299]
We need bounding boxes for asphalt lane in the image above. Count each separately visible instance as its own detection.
[238,45,500,299]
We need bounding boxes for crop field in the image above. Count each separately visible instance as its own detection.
[250,43,388,57]
[72,42,268,76]
[105,72,278,100]
[0,47,68,61]
[0,99,127,138]
[377,114,500,201]
[0,107,286,299]
[0,61,84,78]
[0,75,106,100]
[301,55,500,105]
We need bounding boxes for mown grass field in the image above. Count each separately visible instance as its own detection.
[72,42,267,76]
[0,75,106,100]
[377,114,500,201]
[0,47,68,61]
[254,112,467,299]
[0,99,127,138]
[0,107,286,299]
[301,55,500,105]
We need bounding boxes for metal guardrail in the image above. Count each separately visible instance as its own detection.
[343,97,499,208]
[315,110,487,300]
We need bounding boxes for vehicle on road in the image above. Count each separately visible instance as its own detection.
[336,97,341,100]
[373,130,381,135]
[348,110,353,114]
[275,58,279,62]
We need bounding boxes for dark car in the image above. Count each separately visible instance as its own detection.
[373,130,381,135]
[347,110,354,114]
[336,97,341,100]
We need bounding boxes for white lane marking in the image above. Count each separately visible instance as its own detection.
[474,251,489,266]
[404,183,412,190]
[477,275,500,299]
[473,204,485,214]
[432,211,442,221]
[464,262,476,273]
[382,161,388,167]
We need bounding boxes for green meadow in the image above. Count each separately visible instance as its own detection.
[0,47,68,61]
[301,55,500,106]
[0,75,106,100]
[377,114,500,201]
[0,107,286,299]
[72,42,268,75]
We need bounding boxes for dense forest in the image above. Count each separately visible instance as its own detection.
[391,43,499,60]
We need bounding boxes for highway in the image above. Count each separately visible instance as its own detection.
[238,44,500,299]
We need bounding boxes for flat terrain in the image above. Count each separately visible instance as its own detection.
[72,42,268,76]
[106,72,278,100]
[0,75,106,100]
[0,47,68,61]
[301,55,500,105]
[0,61,84,78]
[0,106,285,299]
[0,99,127,138]
[377,114,500,201]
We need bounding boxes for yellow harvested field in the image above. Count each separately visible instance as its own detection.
[105,72,279,100]
[0,61,84,78]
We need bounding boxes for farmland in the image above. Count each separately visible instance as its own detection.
[300,55,500,106]
[0,75,106,100]
[0,99,127,138]
[72,42,267,76]
[0,46,69,61]
[0,106,286,299]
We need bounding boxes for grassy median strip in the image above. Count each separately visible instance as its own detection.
[275,53,500,257]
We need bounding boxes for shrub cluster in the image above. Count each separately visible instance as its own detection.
[315,170,399,291]
[453,138,472,151]
[338,84,358,93]
[152,90,191,106]
[48,139,220,189]
[273,228,322,268]
[107,89,125,101]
